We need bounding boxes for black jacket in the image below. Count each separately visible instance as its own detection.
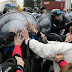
[1,58,17,72]
[51,15,66,34]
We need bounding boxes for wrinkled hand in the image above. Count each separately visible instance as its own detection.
[40,32,47,43]
[15,56,24,68]
[10,26,17,34]
[22,27,29,40]
[28,22,38,34]
[14,33,24,46]
[54,54,64,62]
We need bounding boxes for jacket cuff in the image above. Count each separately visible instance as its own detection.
[16,70,22,72]
[58,60,64,64]
[13,54,21,58]
[12,45,22,58]
[58,60,68,68]
[17,65,24,72]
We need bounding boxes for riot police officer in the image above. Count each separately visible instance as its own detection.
[38,9,71,35]
[51,9,67,34]
[40,7,47,14]
[3,3,17,14]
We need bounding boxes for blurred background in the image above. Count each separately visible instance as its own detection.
[0,0,72,12]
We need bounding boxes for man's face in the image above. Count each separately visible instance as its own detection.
[65,33,72,42]
[55,16,60,20]
[43,9,47,13]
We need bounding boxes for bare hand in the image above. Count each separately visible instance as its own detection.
[15,56,24,68]
[14,33,24,46]
[40,32,47,43]
[22,27,29,40]
[10,26,17,34]
[54,54,64,62]
[28,22,38,34]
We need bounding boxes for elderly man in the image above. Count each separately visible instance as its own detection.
[21,27,72,72]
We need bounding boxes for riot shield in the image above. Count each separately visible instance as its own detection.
[0,12,38,48]
[21,11,38,36]
[37,13,51,35]
[0,12,28,33]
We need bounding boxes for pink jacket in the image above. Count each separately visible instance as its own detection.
[12,45,23,72]
[59,60,68,68]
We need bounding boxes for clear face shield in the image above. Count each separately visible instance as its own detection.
[37,13,51,34]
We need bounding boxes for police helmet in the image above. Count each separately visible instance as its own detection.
[51,9,61,16]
